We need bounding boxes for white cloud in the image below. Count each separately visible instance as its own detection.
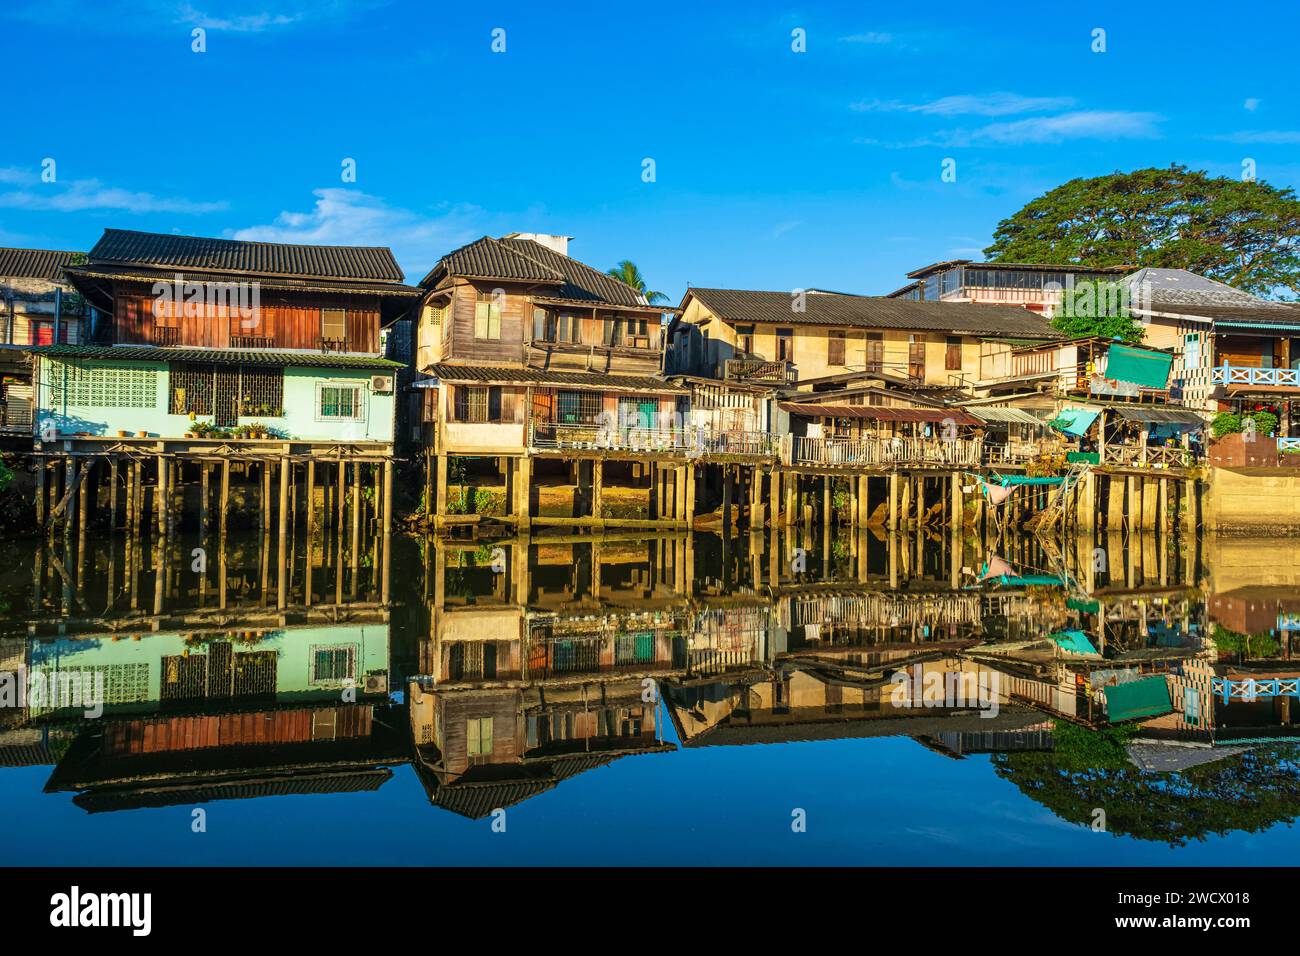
[0,178,227,214]
[839,32,893,44]
[852,92,1076,117]
[232,188,487,281]
[0,167,37,186]
[1215,129,1300,144]
[950,110,1163,146]
[4,0,387,33]
[1244,97,1260,112]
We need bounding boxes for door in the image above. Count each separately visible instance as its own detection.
[531,390,555,444]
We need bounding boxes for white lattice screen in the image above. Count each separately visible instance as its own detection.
[48,361,159,409]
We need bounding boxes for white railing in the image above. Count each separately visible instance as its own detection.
[786,435,982,468]
[1211,365,1300,387]
[697,430,781,457]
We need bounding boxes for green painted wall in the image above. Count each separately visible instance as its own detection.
[35,357,395,442]
[28,622,390,716]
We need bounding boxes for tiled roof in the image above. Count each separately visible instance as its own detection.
[497,237,644,306]
[427,364,686,392]
[67,264,420,298]
[685,288,1063,338]
[87,229,406,283]
[0,247,82,282]
[1125,268,1300,322]
[421,235,647,307]
[29,344,403,369]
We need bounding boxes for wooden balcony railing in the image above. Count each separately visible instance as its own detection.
[318,337,351,353]
[154,326,180,346]
[785,435,983,468]
[723,358,797,383]
[528,420,692,453]
[231,334,275,349]
[1211,365,1300,387]
[1101,444,1199,468]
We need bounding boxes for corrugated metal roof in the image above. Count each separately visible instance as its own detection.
[0,247,82,282]
[686,288,1063,337]
[968,406,1050,426]
[427,364,687,392]
[30,344,403,369]
[88,229,406,283]
[1111,407,1204,425]
[781,402,980,425]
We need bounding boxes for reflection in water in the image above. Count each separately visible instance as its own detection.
[4,521,1300,857]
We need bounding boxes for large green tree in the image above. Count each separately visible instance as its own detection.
[607,260,668,305]
[984,164,1300,299]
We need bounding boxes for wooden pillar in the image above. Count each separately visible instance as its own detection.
[1183,478,1198,535]
[382,459,393,605]
[78,458,91,535]
[219,459,231,538]
[822,475,831,536]
[277,456,289,610]
[591,459,603,522]
[34,453,46,526]
[351,461,362,570]
[516,456,532,530]
[888,472,900,531]
[783,471,796,527]
[154,456,167,537]
[434,453,448,520]
[722,466,733,536]
[684,464,696,527]
[198,461,209,534]
[306,459,316,532]
[1079,469,1096,534]
[674,464,687,527]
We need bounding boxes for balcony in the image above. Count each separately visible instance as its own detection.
[723,358,797,384]
[1101,444,1199,469]
[528,420,691,454]
[784,435,983,469]
[1211,365,1300,388]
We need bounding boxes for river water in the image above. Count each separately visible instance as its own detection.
[2,524,1299,865]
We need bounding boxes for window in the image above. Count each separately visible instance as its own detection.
[320,307,347,344]
[170,364,284,422]
[908,335,926,380]
[474,292,502,340]
[827,330,846,366]
[945,336,962,371]
[311,645,356,683]
[1184,333,1201,370]
[865,334,883,373]
[556,389,602,424]
[319,382,365,421]
[536,310,579,344]
[467,717,494,757]
[776,328,794,363]
[50,360,158,409]
[426,303,446,327]
[454,385,501,423]
[736,325,754,356]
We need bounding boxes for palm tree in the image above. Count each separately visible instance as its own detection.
[607,260,668,305]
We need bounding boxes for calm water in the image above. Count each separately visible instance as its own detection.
[3,520,1300,866]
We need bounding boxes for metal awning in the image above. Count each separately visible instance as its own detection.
[967,406,1048,427]
[780,403,980,425]
[1111,407,1204,425]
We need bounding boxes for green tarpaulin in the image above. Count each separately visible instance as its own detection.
[1106,345,1173,389]
[1050,407,1100,437]
[1104,676,1172,722]
[1051,630,1099,656]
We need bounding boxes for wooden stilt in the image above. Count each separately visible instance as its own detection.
[219,459,231,538]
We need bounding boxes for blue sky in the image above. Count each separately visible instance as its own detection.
[1,0,1297,301]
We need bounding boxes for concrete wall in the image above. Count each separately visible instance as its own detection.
[1205,467,1300,530]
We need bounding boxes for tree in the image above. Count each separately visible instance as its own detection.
[984,164,1300,299]
[1051,279,1146,342]
[607,260,668,305]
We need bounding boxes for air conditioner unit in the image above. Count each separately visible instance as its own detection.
[370,374,394,393]
[364,672,389,696]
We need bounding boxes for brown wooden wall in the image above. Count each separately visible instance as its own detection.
[444,278,528,364]
[113,282,382,352]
